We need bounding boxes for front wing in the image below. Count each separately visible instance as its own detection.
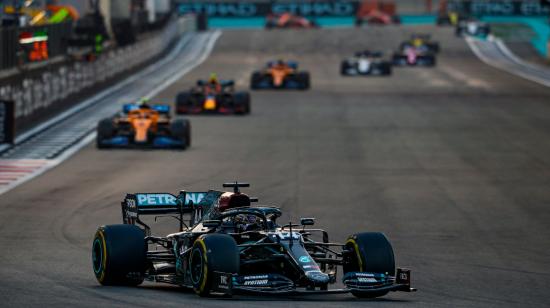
[252,79,304,89]
[98,135,186,148]
[211,269,416,296]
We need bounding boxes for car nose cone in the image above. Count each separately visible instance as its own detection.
[305,271,330,285]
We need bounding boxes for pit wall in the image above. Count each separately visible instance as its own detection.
[0,16,195,130]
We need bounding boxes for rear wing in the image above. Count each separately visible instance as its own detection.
[123,191,206,215]
[121,192,206,232]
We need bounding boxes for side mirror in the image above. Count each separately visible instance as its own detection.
[202,220,221,228]
[300,218,315,226]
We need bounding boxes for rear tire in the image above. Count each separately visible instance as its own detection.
[341,62,350,76]
[425,56,436,67]
[429,42,440,54]
[344,232,395,298]
[381,62,392,75]
[96,118,115,149]
[233,92,250,115]
[171,118,191,148]
[176,92,191,114]
[190,234,239,297]
[92,225,146,286]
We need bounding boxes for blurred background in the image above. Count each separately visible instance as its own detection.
[0,0,549,139]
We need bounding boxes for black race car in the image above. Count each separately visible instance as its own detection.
[92,182,416,298]
[341,51,392,76]
[176,80,250,115]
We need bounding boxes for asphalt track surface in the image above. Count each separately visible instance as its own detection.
[1,26,550,307]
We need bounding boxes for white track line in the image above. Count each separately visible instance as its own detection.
[0,31,222,196]
[0,34,194,154]
[466,36,550,88]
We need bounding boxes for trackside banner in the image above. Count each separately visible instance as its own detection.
[175,1,359,17]
[0,100,15,144]
[448,0,550,16]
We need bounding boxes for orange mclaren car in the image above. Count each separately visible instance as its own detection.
[96,103,190,149]
[250,60,310,90]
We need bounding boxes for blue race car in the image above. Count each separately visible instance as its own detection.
[96,102,190,149]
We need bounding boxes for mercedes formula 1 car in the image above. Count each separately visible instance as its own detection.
[341,51,392,76]
[96,103,190,149]
[399,34,440,54]
[176,79,250,115]
[456,20,491,38]
[250,60,310,90]
[265,13,319,29]
[392,44,436,67]
[92,182,416,298]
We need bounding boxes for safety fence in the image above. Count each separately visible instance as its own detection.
[175,0,451,16]
[0,16,195,125]
[175,0,550,16]
[448,0,550,16]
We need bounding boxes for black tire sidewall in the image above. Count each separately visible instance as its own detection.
[96,118,115,148]
[92,225,146,286]
[170,119,190,148]
[191,234,239,296]
[344,232,395,298]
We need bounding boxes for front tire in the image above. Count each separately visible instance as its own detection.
[298,72,310,90]
[344,232,395,298]
[92,225,146,286]
[234,92,251,115]
[250,72,263,89]
[96,118,115,149]
[380,62,392,75]
[190,234,239,297]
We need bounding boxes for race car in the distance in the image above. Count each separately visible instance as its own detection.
[96,102,190,149]
[392,44,436,67]
[176,76,250,115]
[265,12,319,29]
[436,10,466,26]
[399,34,440,54]
[250,60,310,90]
[355,0,400,26]
[456,19,491,38]
[341,51,392,76]
[92,182,416,298]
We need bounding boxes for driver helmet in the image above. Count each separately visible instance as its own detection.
[208,73,218,84]
[138,97,151,108]
[217,192,251,212]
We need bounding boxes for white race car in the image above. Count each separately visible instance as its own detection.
[341,51,392,76]
[456,20,491,38]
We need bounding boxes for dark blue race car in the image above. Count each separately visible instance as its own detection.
[96,103,190,149]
